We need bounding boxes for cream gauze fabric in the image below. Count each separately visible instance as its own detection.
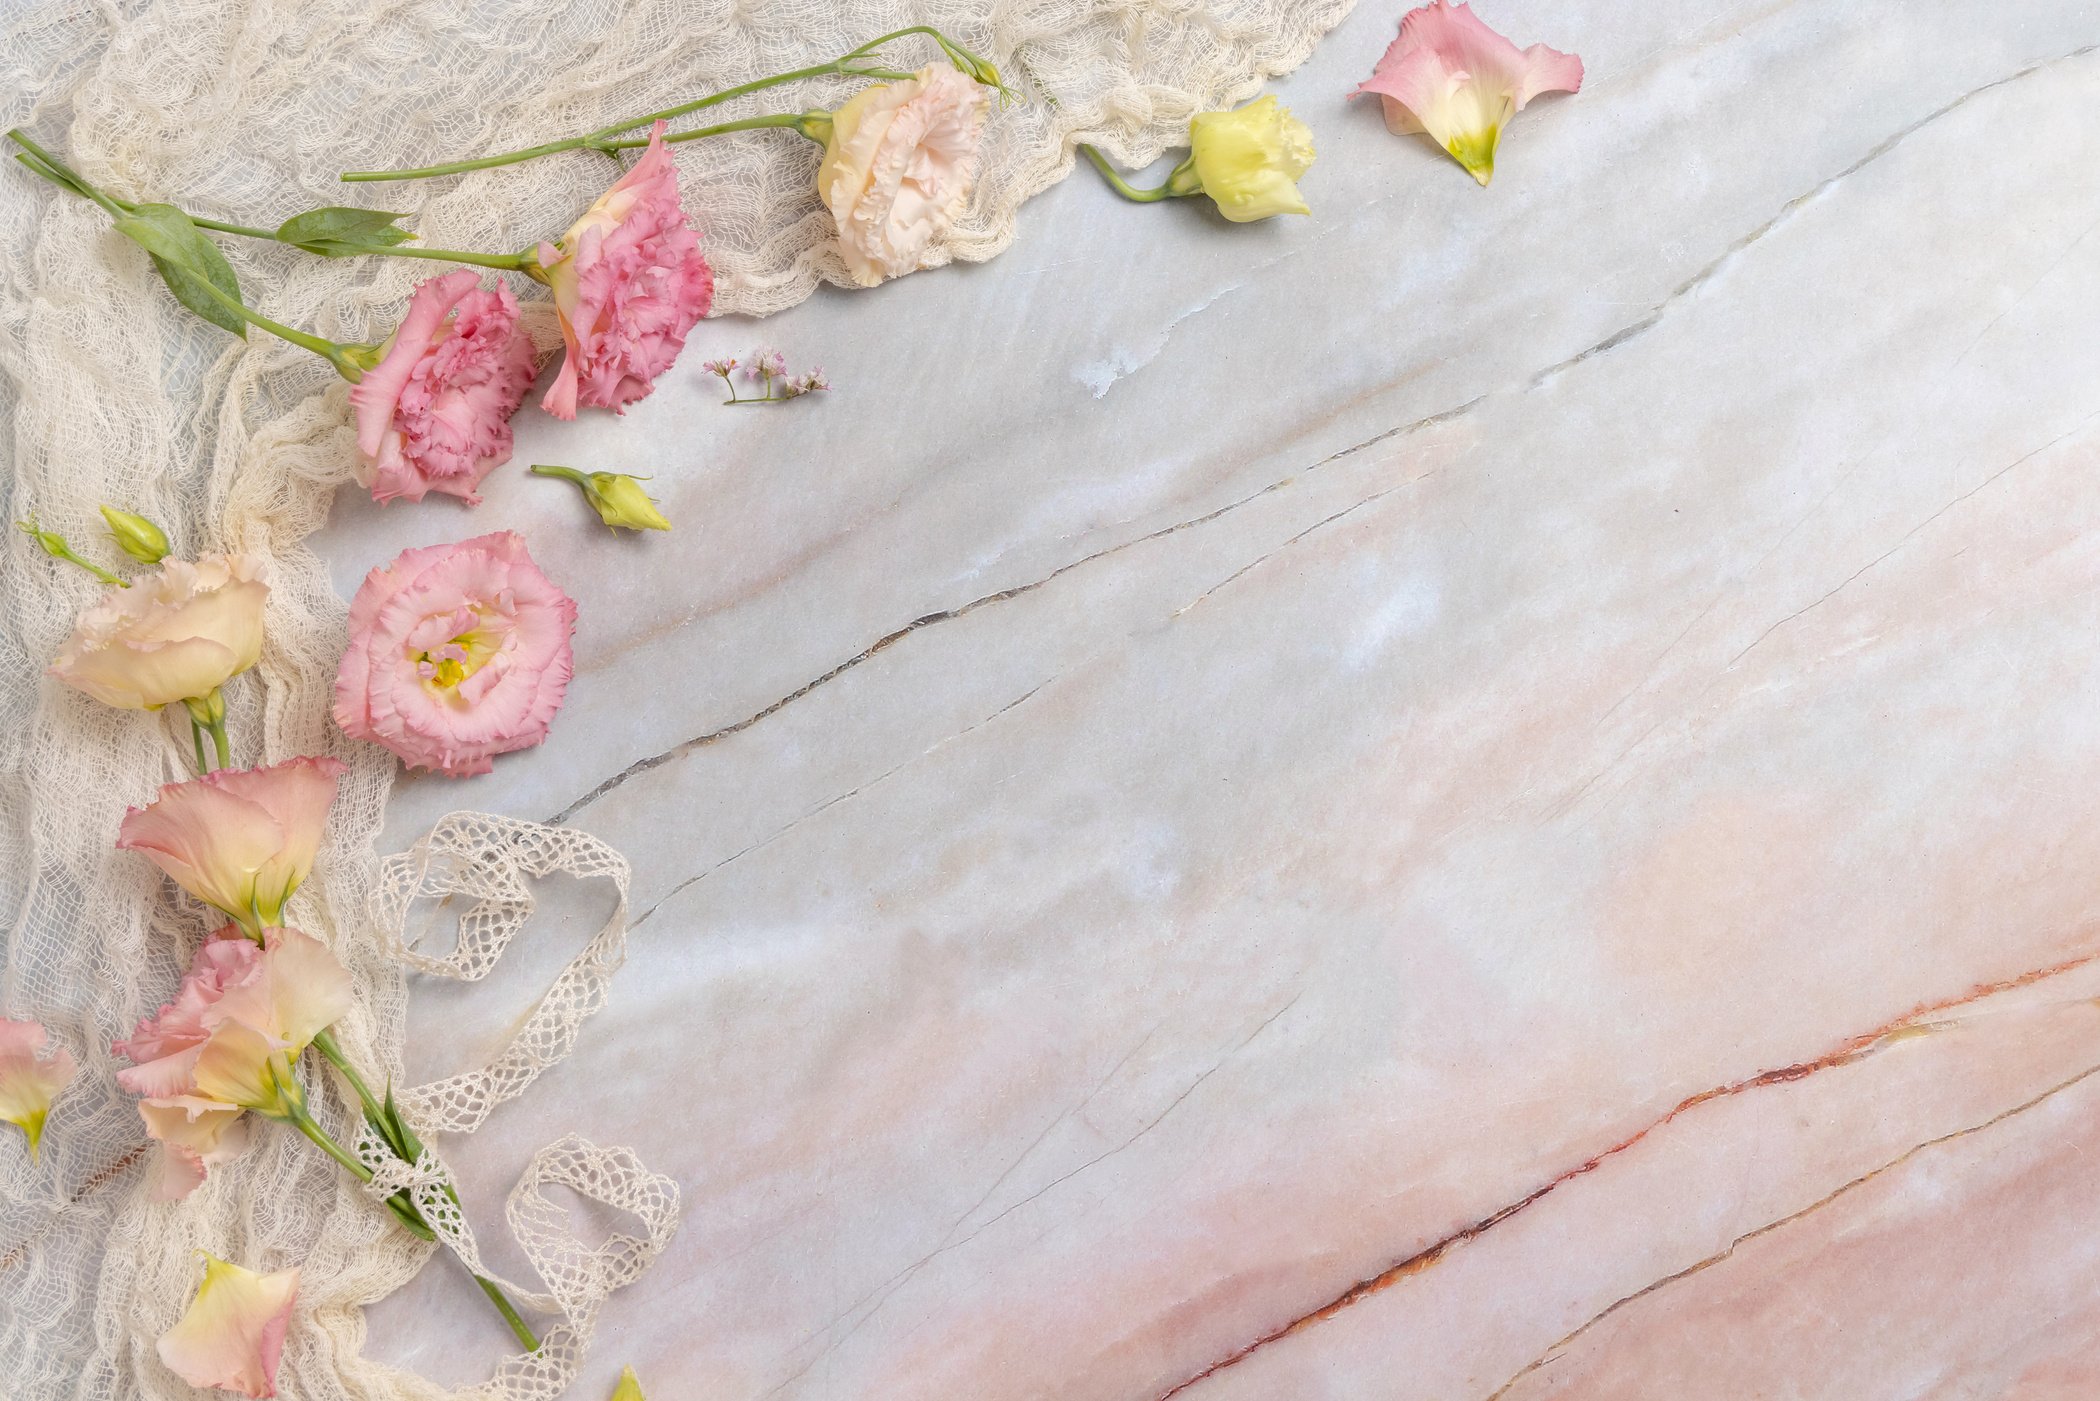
[0,0,1352,1396]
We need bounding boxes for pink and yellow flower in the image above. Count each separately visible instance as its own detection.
[114,927,351,1198]
[49,554,269,710]
[348,270,539,505]
[0,1017,76,1158]
[117,757,347,927]
[1352,0,1582,186]
[333,532,576,777]
[158,1253,299,1398]
[536,121,714,418]
[818,64,989,286]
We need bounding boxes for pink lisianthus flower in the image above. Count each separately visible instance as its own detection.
[1352,0,1582,185]
[0,1017,76,1158]
[333,532,576,777]
[158,1253,299,1398]
[114,927,352,1198]
[536,121,714,419]
[117,757,347,928]
[348,270,539,505]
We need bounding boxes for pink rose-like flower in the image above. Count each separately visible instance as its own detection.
[50,554,268,710]
[158,1253,299,1398]
[1352,0,1582,185]
[536,121,713,419]
[114,927,352,1198]
[348,270,539,506]
[0,1017,76,1159]
[118,757,347,927]
[818,64,990,287]
[333,532,576,777]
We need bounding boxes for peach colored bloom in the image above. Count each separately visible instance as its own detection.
[1353,0,1581,185]
[818,64,989,287]
[117,757,347,926]
[333,532,576,777]
[349,270,539,506]
[115,926,351,1197]
[158,1253,299,1398]
[49,554,268,710]
[537,121,713,418]
[0,1017,76,1158]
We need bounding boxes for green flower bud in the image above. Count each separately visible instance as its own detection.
[585,473,671,532]
[100,504,171,563]
[530,464,670,533]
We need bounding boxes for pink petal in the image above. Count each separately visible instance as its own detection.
[157,1255,298,1398]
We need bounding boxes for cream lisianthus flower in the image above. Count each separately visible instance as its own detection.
[117,757,347,929]
[158,1254,299,1399]
[49,553,267,711]
[817,64,990,286]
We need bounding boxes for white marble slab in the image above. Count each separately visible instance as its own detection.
[316,2,2100,1395]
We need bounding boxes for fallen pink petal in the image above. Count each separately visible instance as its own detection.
[1353,0,1582,185]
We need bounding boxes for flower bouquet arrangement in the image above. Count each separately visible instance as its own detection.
[1,4,1582,1395]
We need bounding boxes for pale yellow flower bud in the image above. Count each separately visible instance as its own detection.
[1187,95,1316,223]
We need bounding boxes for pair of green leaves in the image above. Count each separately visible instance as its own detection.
[107,203,415,340]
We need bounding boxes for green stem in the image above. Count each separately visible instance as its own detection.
[1079,144,1199,203]
[336,31,952,183]
[612,111,826,151]
[311,1029,385,1123]
[113,200,530,271]
[7,131,124,218]
[527,464,587,487]
[286,1081,542,1352]
[190,718,208,776]
[206,713,229,770]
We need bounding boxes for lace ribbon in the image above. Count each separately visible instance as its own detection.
[353,814,676,1400]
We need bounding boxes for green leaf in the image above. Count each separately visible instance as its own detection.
[112,203,245,338]
[610,1366,646,1401]
[276,205,415,255]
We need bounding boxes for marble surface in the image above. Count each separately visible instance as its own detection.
[315,2,2100,1396]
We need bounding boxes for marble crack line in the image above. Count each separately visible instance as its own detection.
[1484,1049,2100,1399]
[547,396,1486,827]
[631,681,1050,930]
[1723,407,2100,671]
[1529,41,2100,394]
[761,995,1300,1399]
[1154,945,2100,1399]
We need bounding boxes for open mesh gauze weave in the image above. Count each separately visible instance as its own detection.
[0,0,1353,1395]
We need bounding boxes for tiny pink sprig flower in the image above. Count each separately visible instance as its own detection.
[333,532,577,777]
[348,270,540,506]
[0,1018,76,1159]
[1352,0,1582,186]
[158,1253,299,1399]
[535,121,715,419]
[707,347,832,406]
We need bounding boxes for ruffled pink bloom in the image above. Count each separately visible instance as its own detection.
[117,757,347,925]
[537,121,713,419]
[158,1254,299,1398]
[348,270,540,506]
[333,532,576,777]
[1352,0,1582,185]
[0,1017,76,1159]
[114,927,352,1198]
